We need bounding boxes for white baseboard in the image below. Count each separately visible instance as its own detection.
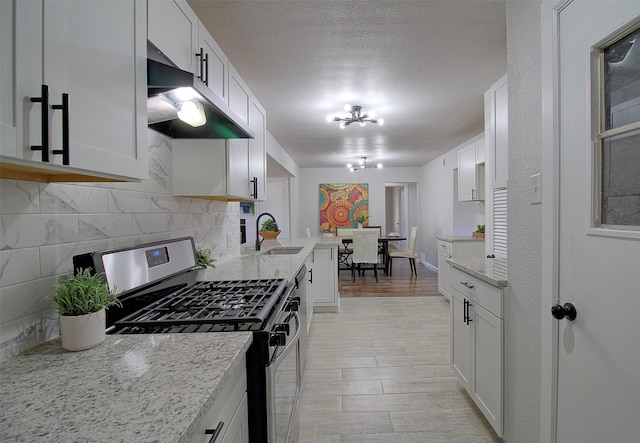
[422,260,438,273]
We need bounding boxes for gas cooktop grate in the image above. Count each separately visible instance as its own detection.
[114,278,287,329]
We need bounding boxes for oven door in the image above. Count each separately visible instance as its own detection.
[266,310,301,443]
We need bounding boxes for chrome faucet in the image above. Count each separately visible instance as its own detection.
[255,212,278,251]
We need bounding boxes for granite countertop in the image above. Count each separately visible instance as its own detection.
[446,257,508,288]
[197,236,341,282]
[437,235,485,242]
[0,332,252,443]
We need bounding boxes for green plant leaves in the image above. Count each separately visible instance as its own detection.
[47,268,121,316]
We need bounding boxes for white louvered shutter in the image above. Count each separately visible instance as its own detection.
[492,188,507,257]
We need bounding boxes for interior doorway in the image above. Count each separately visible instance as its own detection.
[385,183,408,248]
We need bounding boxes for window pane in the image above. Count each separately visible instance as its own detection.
[604,27,640,130]
[601,130,640,226]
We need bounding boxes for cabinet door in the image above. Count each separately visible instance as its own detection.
[470,302,503,436]
[198,24,228,104]
[304,254,314,330]
[0,0,17,157]
[437,250,452,299]
[450,291,471,391]
[14,0,147,180]
[311,248,337,306]
[227,139,250,198]
[148,0,198,73]
[228,63,251,123]
[485,75,508,189]
[457,144,477,201]
[250,98,267,200]
[220,393,249,443]
[475,139,486,164]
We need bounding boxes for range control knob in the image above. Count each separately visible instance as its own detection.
[270,331,286,347]
[276,323,290,335]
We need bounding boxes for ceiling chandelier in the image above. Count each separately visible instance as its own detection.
[347,157,382,172]
[327,104,384,128]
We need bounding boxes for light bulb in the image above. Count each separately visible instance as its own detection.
[339,122,346,129]
[369,111,377,118]
[378,118,384,126]
[347,163,353,169]
[177,101,206,127]
[360,121,366,127]
[343,104,352,112]
[377,163,383,169]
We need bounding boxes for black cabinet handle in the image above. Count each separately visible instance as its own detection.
[204,51,209,86]
[205,421,224,443]
[196,48,208,85]
[463,299,473,325]
[308,268,313,284]
[250,177,258,199]
[30,84,50,162]
[461,281,474,289]
[51,93,70,165]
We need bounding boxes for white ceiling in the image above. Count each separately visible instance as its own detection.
[188,0,507,170]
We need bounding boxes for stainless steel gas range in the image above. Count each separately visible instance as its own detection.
[73,237,304,443]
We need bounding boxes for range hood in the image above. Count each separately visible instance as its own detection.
[147,58,255,139]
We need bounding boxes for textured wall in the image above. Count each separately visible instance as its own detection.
[505,1,543,441]
[0,130,241,361]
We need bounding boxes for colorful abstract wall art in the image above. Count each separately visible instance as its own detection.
[319,183,369,233]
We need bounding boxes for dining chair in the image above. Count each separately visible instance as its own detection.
[365,226,385,263]
[388,226,418,276]
[336,227,354,273]
[351,229,380,282]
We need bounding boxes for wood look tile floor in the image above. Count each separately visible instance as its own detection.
[298,264,501,442]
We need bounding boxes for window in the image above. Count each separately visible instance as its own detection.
[597,26,640,229]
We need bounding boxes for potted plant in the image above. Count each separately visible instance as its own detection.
[46,268,121,351]
[473,224,486,238]
[196,247,216,269]
[259,218,281,240]
[355,213,369,229]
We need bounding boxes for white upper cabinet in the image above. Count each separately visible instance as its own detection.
[1,0,148,182]
[485,74,508,189]
[250,98,267,201]
[458,139,485,201]
[199,26,228,104]
[173,93,267,201]
[148,0,198,73]
[0,0,17,157]
[228,63,251,124]
[148,0,228,106]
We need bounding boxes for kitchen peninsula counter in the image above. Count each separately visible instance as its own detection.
[198,236,341,282]
[0,332,252,442]
[446,257,508,288]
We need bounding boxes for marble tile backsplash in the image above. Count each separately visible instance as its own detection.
[0,130,241,361]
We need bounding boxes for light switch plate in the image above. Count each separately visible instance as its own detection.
[531,173,542,204]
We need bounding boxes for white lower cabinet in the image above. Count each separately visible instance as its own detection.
[449,266,503,437]
[190,355,249,443]
[310,246,339,313]
[437,239,485,300]
[304,254,314,332]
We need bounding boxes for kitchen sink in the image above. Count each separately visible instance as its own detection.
[261,247,304,256]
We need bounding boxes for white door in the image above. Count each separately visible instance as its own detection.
[555,2,640,442]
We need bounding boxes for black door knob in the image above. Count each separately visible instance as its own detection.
[551,302,577,321]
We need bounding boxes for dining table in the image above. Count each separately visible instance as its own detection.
[339,234,407,275]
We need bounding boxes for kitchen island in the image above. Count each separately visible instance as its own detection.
[0,332,252,442]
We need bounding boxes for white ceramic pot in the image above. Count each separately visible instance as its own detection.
[357,223,364,230]
[59,309,106,351]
